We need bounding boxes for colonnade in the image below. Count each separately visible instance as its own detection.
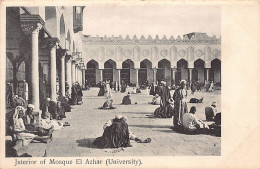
[22,20,85,112]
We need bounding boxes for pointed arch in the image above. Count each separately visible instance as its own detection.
[59,14,66,48]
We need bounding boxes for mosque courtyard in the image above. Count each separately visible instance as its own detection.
[17,87,221,157]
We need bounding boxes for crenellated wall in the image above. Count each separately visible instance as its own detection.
[83,33,221,69]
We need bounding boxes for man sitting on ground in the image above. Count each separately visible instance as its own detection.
[182,106,209,134]
[99,98,116,110]
[149,94,161,105]
[205,102,218,121]
[103,115,151,143]
[122,92,137,105]
[189,97,204,103]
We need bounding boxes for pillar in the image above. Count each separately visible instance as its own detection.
[153,68,157,82]
[30,24,43,111]
[48,38,59,101]
[82,69,85,87]
[189,68,193,84]
[71,61,76,84]
[66,56,72,95]
[206,68,210,82]
[136,69,139,87]
[171,68,176,85]
[59,49,66,96]
[118,69,121,83]
[100,69,103,82]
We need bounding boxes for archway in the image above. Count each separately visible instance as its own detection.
[193,59,205,83]
[86,60,99,86]
[121,59,134,85]
[59,14,65,48]
[103,59,116,82]
[157,59,171,84]
[210,59,221,84]
[176,59,188,85]
[139,59,152,85]
[66,29,71,51]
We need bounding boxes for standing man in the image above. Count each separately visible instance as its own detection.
[173,80,188,129]
[6,82,13,108]
[154,81,171,118]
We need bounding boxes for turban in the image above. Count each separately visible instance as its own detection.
[27,104,35,109]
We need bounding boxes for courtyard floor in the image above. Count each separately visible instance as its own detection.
[17,87,221,156]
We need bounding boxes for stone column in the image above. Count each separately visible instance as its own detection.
[21,16,44,120]
[82,69,86,87]
[75,65,78,83]
[153,68,157,82]
[118,69,121,83]
[65,56,72,96]
[171,68,176,85]
[100,69,103,82]
[206,68,209,82]
[28,24,43,111]
[58,49,66,96]
[136,69,139,87]
[189,68,193,84]
[48,38,59,101]
[71,61,76,84]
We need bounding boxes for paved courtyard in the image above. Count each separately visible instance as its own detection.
[17,87,221,156]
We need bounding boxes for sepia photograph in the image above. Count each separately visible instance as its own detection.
[1,1,260,168]
[4,4,221,158]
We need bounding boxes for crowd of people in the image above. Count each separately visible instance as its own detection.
[93,78,221,149]
[6,78,221,154]
[5,81,87,157]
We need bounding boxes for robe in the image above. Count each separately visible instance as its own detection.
[93,119,131,148]
[122,95,131,105]
[149,83,155,95]
[154,86,172,118]
[173,87,188,126]
[76,84,83,104]
[121,82,127,93]
[71,85,78,105]
[98,83,105,96]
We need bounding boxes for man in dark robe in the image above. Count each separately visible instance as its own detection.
[58,95,71,112]
[154,81,171,118]
[149,82,156,96]
[98,81,105,96]
[120,81,127,93]
[76,83,83,105]
[191,81,197,94]
[122,92,132,105]
[70,83,78,105]
[56,101,66,119]
[93,117,131,148]
[6,82,13,108]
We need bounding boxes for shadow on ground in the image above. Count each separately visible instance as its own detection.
[76,138,97,148]
[129,124,172,129]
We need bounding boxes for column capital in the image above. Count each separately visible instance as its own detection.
[65,55,72,62]
[57,48,67,58]
[45,38,60,50]
[20,15,44,35]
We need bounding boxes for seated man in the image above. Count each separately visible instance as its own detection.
[205,102,218,121]
[150,94,161,105]
[56,101,66,120]
[136,88,141,93]
[99,98,116,110]
[58,95,71,112]
[182,106,209,134]
[122,92,132,105]
[131,88,137,94]
[10,95,27,108]
[102,115,151,144]
[189,97,204,103]
[93,115,131,148]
